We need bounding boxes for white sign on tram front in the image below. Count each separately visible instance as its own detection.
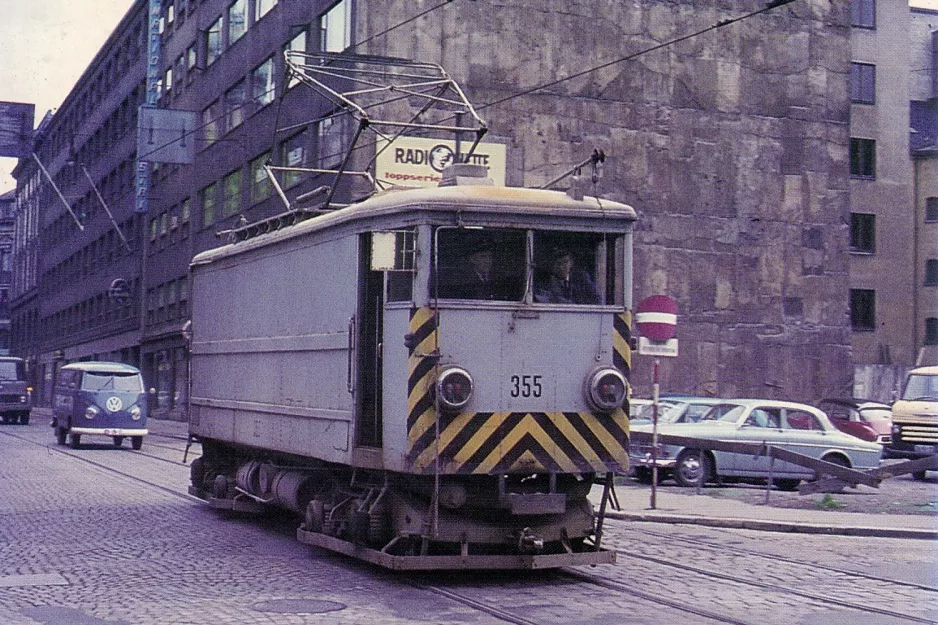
[375,136,506,188]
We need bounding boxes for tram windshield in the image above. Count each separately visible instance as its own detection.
[432,227,623,305]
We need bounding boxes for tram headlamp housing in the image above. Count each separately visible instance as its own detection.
[84,405,100,420]
[436,366,473,411]
[585,367,628,413]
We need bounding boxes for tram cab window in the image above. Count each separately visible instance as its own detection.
[533,232,618,305]
[434,229,526,301]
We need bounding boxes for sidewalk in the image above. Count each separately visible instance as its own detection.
[135,415,938,540]
[590,482,938,540]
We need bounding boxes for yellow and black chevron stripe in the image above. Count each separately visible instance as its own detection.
[613,310,632,380]
[406,410,629,475]
[407,306,439,442]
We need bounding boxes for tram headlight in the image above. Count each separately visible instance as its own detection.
[130,405,142,420]
[436,366,473,411]
[585,368,627,413]
[84,405,100,420]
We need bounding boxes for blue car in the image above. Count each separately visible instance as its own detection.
[51,362,148,449]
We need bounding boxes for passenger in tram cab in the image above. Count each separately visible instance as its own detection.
[439,236,520,300]
[534,247,600,304]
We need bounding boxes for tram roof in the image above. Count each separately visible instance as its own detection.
[192,183,637,267]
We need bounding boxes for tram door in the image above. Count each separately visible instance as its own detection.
[356,233,384,448]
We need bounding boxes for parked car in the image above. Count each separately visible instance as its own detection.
[815,398,892,446]
[631,396,742,425]
[629,399,883,490]
[0,356,31,425]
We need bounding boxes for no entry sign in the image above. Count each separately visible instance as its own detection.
[636,295,678,357]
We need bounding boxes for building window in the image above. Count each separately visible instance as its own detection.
[321,0,351,52]
[206,16,223,65]
[927,318,938,346]
[285,29,308,89]
[225,80,246,131]
[164,67,173,95]
[223,169,242,218]
[850,138,875,178]
[927,259,938,286]
[186,43,197,70]
[927,197,938,222]
[319,116,349,168]
[279,132,307,188]
[256,0,277,21]
[202,100,220,147]
[850,289,875,331]
[850,213,875,254]
[851,0,875,28]
[201,182,218,226]
[228,0,247,45]
[251,57,275,109]
[850,62,875,104]
[250,153,272,202]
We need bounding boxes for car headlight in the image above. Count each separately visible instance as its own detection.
[85,405,100,420]
[585,367,628,413]
[130,405,142,420]
[18,395,27,404]
[436,366,473,411]
[892,423,901,435]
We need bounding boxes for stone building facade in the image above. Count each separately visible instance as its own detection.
[358,0,853,400]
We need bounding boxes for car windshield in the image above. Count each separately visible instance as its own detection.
[718,405,747,423]
[634,400,681,421]
[81,371,144,392]
[0,361,24,381]
[858,406,891,422]
[902,374,938,401]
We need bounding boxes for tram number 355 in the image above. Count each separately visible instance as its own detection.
[510,374,542,398]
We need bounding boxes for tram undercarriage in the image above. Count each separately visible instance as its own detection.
[188,441,617,570]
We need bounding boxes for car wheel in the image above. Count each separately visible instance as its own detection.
[674,449,711,487]
[774,478,800,491]
[131,436,143,450]
[69,434,81,449]
[19,413,29,425]
[113,436,124,448]
[912,470,928,481]
[814,454,850,480]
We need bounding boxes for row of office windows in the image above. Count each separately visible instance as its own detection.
[41,280,140,343]
[146,277,189,326]
[42,217,140,293]
[851,289,938,344]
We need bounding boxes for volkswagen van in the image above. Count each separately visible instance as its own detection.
[0,356,31,425]
[51,362,148,449]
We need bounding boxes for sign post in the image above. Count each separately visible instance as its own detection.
[635,295,679,509]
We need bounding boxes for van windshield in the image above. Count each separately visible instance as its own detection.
[81,372,144,393]
[0,361,25,381]
[902,374,938,401]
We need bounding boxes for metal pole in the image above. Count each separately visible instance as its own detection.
[31,153,84,231]
[650,358,660,509]
[81,165,131,251]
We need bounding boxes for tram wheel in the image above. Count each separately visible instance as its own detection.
[69,434,81,449]
[131,436,143,450]
[113,436,124,448]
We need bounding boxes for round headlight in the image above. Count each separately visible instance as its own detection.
[436,367,473,411]
[585,368,627,413]
[84,405,100,420]
[130,405,142,420]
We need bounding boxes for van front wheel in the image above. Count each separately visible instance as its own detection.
[56,427,67,446]
[69,434,81,449]
[113,436,124,448]
[131,436,143,450]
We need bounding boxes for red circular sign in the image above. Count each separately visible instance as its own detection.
[635,295,678,341]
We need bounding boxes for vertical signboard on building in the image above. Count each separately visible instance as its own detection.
[135,0,162,213]
[0,101,35,159]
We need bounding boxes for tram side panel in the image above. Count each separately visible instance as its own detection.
[189,234,359,465]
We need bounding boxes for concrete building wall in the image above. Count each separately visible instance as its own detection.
[359,0,854,401]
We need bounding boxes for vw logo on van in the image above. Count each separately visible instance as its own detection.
[105,396,123,412]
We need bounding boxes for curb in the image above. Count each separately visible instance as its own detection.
[607,510,938,539]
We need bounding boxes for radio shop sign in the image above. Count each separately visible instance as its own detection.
[375,136,506,188]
